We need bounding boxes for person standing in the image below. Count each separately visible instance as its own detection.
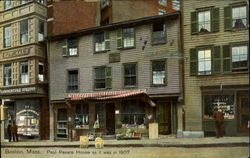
[7,121,12,142]
[213,107,224,138]
[11,121,18,142]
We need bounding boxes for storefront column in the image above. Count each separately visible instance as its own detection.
[66,101,73,141]
[49,104,55,141]
[176,103,183,138]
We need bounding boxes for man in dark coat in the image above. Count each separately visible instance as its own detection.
[213,107,224,138]
[11,121,18,142]
[7,122,12,142]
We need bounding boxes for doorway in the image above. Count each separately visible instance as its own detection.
[157,101,171,135]
[239,95,249,133]
[106,103,115,135]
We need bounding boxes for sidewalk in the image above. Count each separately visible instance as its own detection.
[1,136,249,148]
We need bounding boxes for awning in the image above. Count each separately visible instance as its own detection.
[67,89,155,106]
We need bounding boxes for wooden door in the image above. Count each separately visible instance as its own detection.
[239,96,249,132]
[106,103,115,135]
[157,102,171,135]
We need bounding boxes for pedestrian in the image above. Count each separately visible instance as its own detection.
[11,120,18,142]
[213,107,224,138]
[7,121,12,142]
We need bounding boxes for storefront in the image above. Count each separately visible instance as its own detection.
[202,87,249,136]
[0,85,49,141]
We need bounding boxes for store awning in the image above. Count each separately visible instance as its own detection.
[67,89,155,106]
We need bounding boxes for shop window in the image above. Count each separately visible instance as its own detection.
[120,100,145,126]
[74,104,89,129]
[67,70,78,92]
[124,63,137,87]
[4,25,12,48]
[172,0,180,10]
[4,64,12,86]
[117,28,135,49]
[95,103,105,126]
[152,60,166,85]
[191,8,219,34]
[4,1,12,10]
[152,23,166,44]
[38,20,45,42]
[198,48,212,75]
[158,9,166,15]
[94,67,112,89]
[159,0,166,6]
[20,61,29,84]
[94,32,110,52]
[203,94,234,119]
[62,38,78,57]
[20,20,28,44]
[224,5,247,30]
[38,62,44,82]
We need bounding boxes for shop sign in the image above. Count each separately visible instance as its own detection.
[2,47,31,59]
[0,86,37,95]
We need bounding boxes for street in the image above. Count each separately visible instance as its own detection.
[1,146,249,158]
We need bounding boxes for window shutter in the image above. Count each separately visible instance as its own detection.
[62,39,68,56]
[105,67,112,89]
[105,31,110,50]
[222,45,231,72]
[190,48,198,76]
[212,8,220,32]
[212,46,221,74]
[224,6,232,31]
[117,29,123,49]
[191,11,198,34]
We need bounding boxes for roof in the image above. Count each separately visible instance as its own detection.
[48,11,180,41]
[67,89,156,106]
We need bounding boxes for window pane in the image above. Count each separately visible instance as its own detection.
[38,21,45,41]
[124,64,136,86]
[68,70,78,91]
[152,61,165,85]
[20,20,28,44]
[232,45,248,70]
[95,67,105,89]
[38,62,44,82]
[4,64,12,86]
[95,33,105,51]
[123,28,134,47]
[4,26,11,47]
[198,11,211,32]
[232,6,247,29]
[198,49,211,75]
[20,61,28,84]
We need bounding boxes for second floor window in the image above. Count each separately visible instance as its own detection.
[62,38,78,56]
[94,32,110,52]
[232,45,248,72]
[152,23,166,44]
[38,62,45,82]
[4,64,12,86]
[124,63,137,87]
[4,26,11,48]
[4,1,12,10]
[94,67,112,89]
[117,28,135,49]
[68,70,78,92]
[38,20,45,42]
[20,61,29,84]
[152,60,166,85]
[20,20,28,44]
[198,48,212,75]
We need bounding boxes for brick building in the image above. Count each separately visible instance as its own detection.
[48,12,183,141]
[0,0,49,140]
[181,0,249,137]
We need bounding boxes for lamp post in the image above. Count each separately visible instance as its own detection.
[0,104,8,157]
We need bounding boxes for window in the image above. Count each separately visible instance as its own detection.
[152,23,166,44]
[20,61,29,84]
[232,45,248,71]
[172,0,180,10]
[74,104,89,129]
[4,26,11,48]
[117,28,135,49]
[232,6,247,29]
[38,20,45,42]
[124,63,137,87]
[62,38,78,56]
[120,100,145,126]
[204,94,234,119]
[37,0,44,4]
[191,8,219,34]
[152,60,166,85]
[198,48,212,75]
[158,9,166,15]
[159,0,166,6]
[20,20,28,44]
[94,32,110,52]
[67,70,78,92]
[38,62,44,82]
[4,1,12,10]
[21,0,28,4]
[4,64,12,86]
[94,67,112,89]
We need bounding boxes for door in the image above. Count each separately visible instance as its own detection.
[157,101,171,135]
[239,96,249,132]
[4,101,15,139]
[106,103,115,135]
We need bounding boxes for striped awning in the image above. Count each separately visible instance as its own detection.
[67,89,155,106]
